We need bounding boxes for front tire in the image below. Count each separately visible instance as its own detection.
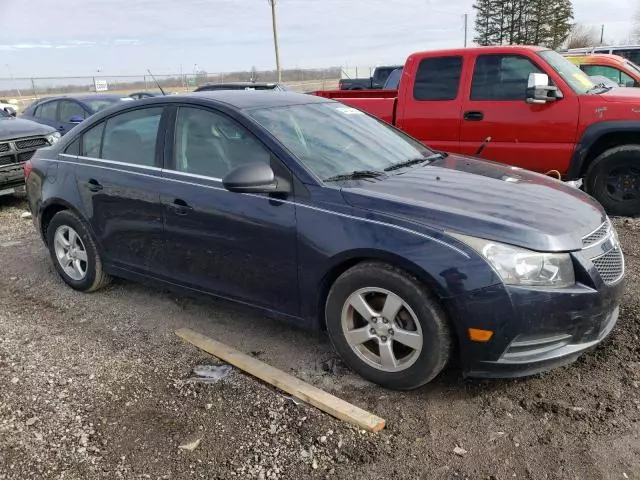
[585,145,640,217]
[325,262,452,390]
[46,210,111,292]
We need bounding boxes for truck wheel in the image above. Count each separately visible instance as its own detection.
[585,145,640,217]
[46,210,111,292]
[325,262,452,390]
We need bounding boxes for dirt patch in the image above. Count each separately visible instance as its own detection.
[0,195,639,479]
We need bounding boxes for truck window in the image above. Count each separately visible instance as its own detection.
[580,64,634,86]
[413,56,463,101]
[471,55,542,101]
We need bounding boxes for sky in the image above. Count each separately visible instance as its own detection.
[0,0,637,79]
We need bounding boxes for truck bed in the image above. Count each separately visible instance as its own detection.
[311,89,398,124]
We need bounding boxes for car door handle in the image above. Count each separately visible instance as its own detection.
[171,198,193,216]
[87,178,103,192]
[463,111,484,121]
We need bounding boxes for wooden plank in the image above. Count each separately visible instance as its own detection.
[175,328,385,433]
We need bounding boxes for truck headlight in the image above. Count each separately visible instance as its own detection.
[450,233,575,287]
[46,132,61,145]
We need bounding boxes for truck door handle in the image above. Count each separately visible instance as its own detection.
[87,178,103,192]
[463,111,484,121]
[171,198,193,216]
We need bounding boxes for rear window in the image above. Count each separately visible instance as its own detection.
[413,56,463,101]
[84,99,120,113]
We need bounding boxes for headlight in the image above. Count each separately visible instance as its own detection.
[450,233,575,287]
[46,132,61,145]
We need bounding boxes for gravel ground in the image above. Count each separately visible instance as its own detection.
[1,193,639,480]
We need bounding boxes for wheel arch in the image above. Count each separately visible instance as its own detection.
[314,248,447,331]
[568,121,640,179]
[39,199,92,246]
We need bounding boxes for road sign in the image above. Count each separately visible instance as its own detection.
[94,79,108,92]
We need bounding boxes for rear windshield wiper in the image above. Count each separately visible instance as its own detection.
[384,152,446,172]
[324,170,386,182]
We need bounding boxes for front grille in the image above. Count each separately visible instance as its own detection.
[17,151,35,163]
[15,137,47,150]
[0,155,15,166]
[592,247,624,285]
[0,143,9,153]
[582,219,610,247]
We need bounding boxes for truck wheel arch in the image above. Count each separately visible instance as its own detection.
[568,121,640,179]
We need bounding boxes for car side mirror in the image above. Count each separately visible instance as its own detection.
[526,73,560,104]
[222,162,290,194]
[69,114,84,124]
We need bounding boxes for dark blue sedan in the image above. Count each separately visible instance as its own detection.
[24,91,624,389]
[21,94,134,135]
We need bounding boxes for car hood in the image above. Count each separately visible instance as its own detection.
[0,118,55,141]
[341,155,605,252]
[598,86,640,103]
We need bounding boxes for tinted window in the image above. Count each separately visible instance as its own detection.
[38,101,58,121]
[101,107,162,166]
[173,107,270,178]
[59,101,87,121]
[471,55,543,101]
[615,49,640,64]
[64,138,80,155]
[413,56,462,101]
[82,123,105,158]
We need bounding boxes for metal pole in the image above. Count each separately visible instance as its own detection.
[600,25,604,44]
[31,78,38,99]
[268,0,282,83]
[464,14,468,47]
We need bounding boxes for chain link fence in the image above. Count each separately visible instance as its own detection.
[0,67,342,112]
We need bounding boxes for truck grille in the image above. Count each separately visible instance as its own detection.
[0,156,14,166]
[17,151,35,163]
[0,143,9,153]
[592,247,624,285]
[582,219,610,247]
[15,137,48,150]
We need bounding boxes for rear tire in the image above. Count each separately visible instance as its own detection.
[325,262,452,390]
[46,210,111,292]
[585,145,640,217]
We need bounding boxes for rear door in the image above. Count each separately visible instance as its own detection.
[459,53,579,173]
[395,55,464,153]
[65,105,168,275]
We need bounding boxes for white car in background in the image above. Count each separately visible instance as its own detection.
[0,99,17,116]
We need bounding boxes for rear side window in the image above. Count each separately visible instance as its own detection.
[413,56,463,101]
[101,107,163,166]
[81,123,105,158]
[37,101,57,121]
[471,54,543,101]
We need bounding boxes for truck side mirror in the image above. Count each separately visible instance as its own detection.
[526,73,560,104]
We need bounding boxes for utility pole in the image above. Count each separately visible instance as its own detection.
[268,0,282,83]
[600,24,604,45]
[464,13,468,47]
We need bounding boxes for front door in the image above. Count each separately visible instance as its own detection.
[459,53,579,173]
[67,105,168,274]
[160,105,299,315]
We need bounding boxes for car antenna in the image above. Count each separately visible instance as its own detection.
[147,69,166,96]
[475,136,492,156]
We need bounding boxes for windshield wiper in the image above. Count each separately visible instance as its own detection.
[384,152,446,172]
[324,170,386,182]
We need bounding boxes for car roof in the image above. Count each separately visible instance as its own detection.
[37,94,127,102]
[180,90,330,109]
[199,82,279,88]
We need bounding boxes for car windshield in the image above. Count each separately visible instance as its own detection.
[249,102,433,181]
[538,50,596,94]
[84,98,121,113]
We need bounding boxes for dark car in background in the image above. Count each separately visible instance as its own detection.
[339,65,403,90]
[0,109,59,196]
[194,82,288,92]
[21,94,134,135]
[25,91,624,390]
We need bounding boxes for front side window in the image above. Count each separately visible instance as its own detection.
[250,102,432,181]
[471,55,543,101]
[173,106,271,179]
[81,122,105,158]
[38,101,57,121]
[59,101,87,121]
[101,107,162,166]
[413,56,463,101]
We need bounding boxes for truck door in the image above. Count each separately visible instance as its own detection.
[395,55,464,154]
[459,53,579,174]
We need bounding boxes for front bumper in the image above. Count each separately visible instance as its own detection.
[447,278,624,379]
[0,163,25,192]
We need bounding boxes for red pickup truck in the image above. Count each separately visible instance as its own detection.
[314,46,640,216]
